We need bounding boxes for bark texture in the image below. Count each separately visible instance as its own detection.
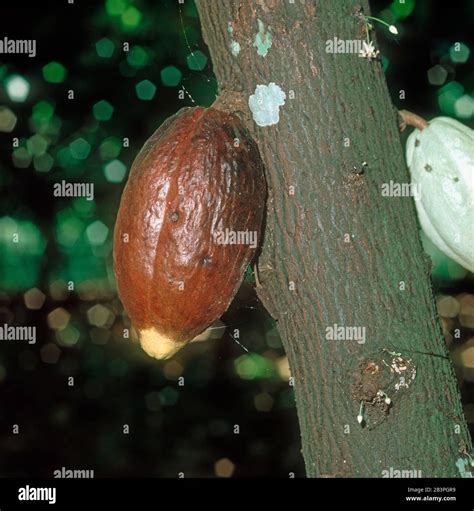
[196,0,471,477]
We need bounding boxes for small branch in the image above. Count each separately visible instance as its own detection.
[399,110,429,132]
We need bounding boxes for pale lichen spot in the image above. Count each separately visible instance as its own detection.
[253,19,272,57]
[248,83,286,127]
[228,21,241,56]
[230,40,241,57]
[455,457,473,478]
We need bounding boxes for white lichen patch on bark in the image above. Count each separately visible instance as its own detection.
[227,21,241,56]
[249,83,286,127]
[253,19,272,57]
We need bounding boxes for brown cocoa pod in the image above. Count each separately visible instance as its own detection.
[113,107,266,359]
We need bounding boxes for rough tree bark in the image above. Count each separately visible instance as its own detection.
[195,0,472,477]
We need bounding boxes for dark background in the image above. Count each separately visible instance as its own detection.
[0,0,473,477]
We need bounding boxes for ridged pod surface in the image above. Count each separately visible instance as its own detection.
[114,107,266,359]
[406,117,474,272]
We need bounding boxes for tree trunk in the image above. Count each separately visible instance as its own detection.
[195,0,471,477]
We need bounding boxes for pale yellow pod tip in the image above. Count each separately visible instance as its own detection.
[139,328,184,360]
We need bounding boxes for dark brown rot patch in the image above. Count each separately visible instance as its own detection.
[351,358,392,428]
[352,360,383,403]
[351,350,417,428]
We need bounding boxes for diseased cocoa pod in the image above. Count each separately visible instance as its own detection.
[113,107,266,359]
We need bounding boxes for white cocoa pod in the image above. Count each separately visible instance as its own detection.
[406,117,474,272]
